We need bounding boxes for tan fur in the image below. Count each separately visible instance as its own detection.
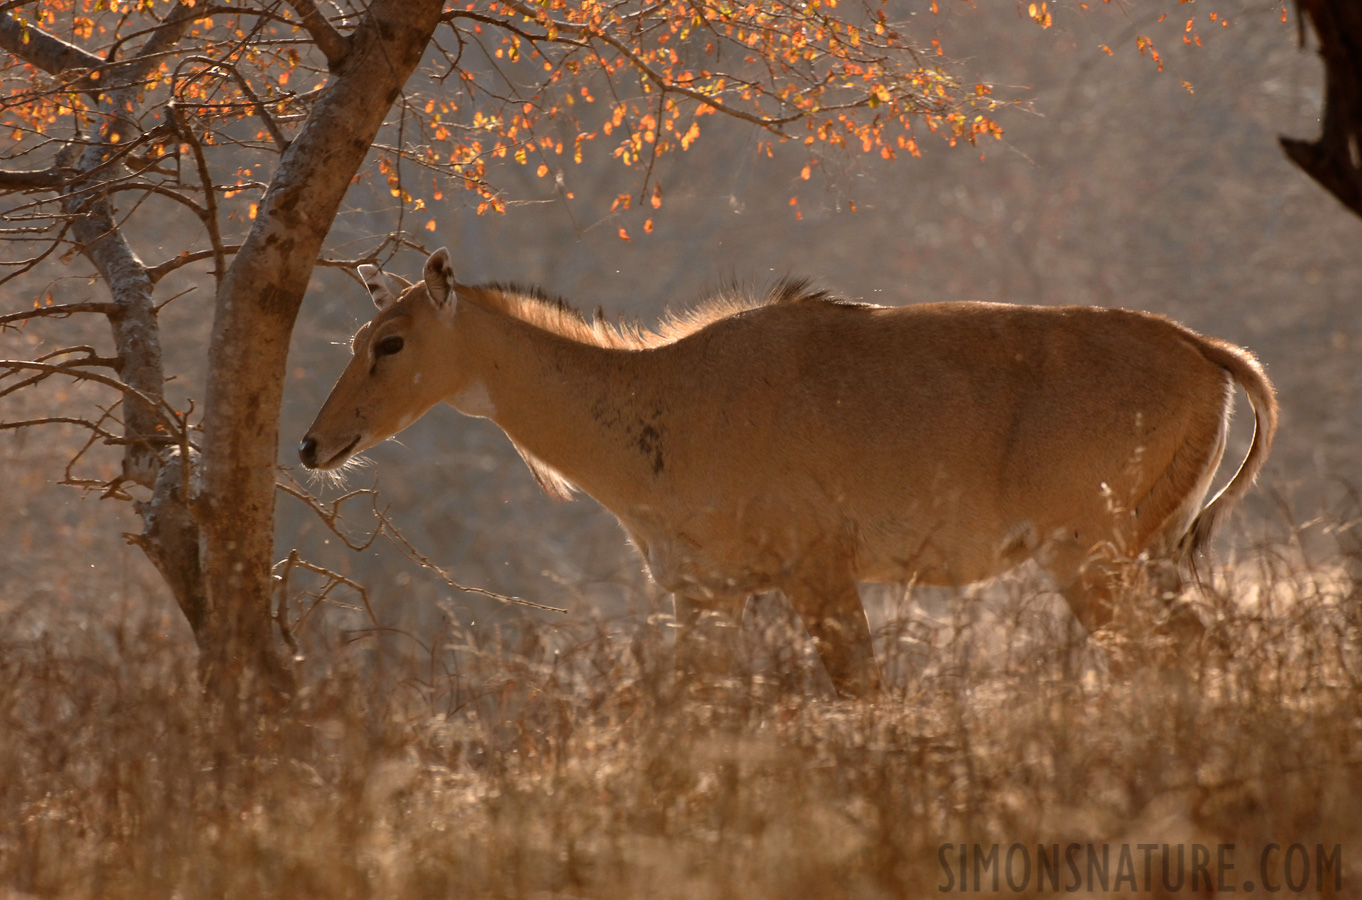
[301,249,1278,697]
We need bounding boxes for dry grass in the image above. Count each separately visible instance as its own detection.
[1,520,1359,900]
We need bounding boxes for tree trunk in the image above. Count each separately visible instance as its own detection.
[195,0,444,704]
[66,186,211,640]
[49,11,211,645]
[1281,0,1362,217]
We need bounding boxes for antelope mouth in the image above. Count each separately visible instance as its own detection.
[321,435,362,469]
[301,434,361,470]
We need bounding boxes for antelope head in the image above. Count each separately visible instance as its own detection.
[299,248,463,471]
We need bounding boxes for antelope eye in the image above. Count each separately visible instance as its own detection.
[375,335,405,357]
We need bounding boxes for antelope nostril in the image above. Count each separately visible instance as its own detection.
[299,437,318,468]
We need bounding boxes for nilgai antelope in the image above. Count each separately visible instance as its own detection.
[299,248,1276,698]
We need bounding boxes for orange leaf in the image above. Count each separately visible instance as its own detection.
[618,227,631,241]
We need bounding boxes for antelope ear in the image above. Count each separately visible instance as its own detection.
[358,264,411,310]
[423,247,456,309]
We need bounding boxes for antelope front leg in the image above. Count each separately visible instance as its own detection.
[785,574,880,699]
[673,591,748,693]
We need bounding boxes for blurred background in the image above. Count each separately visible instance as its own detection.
[3,2,1357,660]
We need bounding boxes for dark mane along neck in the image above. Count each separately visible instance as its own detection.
[454,278,844,351]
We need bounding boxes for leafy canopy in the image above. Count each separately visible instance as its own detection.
[1,0,1005,261]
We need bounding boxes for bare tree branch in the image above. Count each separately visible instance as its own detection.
[173,57,292,154]
[273,549,303,656]
[117,1,205,90]
[0,358,183,433]
[106,180,208,219]
[273,551,379,634]
[168,102,228,283]
[275,473,386,553]
[286,0,350,71]
[146,245,400,284]
[0,415,145,447]
[276,470,569,614]
[0,167,71,190]
[0,11,104,79]
[0,301,119,327]
[377,503,569,615]
[147,244,244,284]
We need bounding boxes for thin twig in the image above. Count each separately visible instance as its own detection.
[276,471,385,552]
[276,469,568,614]
[147,245,243,283]
[0,359,181,431]
[274,549,302,656]
[272,552,380,629]
[376,505,568,614]
[166,102,227,285]
[173,56,292,153]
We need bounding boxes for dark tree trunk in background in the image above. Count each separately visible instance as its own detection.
[1281,0,1362,218]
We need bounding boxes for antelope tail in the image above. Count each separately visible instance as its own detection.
[1181,340,1278,559]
